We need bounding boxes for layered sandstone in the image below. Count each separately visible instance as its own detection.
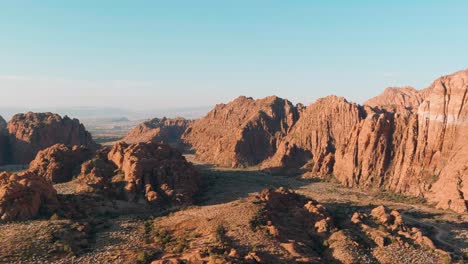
[0,171,58,221]
[7,112,97,164]
[108,142,200,204]
[123,117,191,145]
[263,69,468,213]
[28,144,93,183]
[181,96,299,167]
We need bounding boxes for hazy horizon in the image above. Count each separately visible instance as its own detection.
[1,1,467,112]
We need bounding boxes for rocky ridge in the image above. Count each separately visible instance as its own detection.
[29,144,93,183]
[181,96,299,167]
[123,117,192,146]
[3,112,97,164]
[261,69,468,213]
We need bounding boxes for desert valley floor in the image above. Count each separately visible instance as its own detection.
[0,155,466,264]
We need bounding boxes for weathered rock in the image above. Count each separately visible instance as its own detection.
[258,188,335,262]
[364,86,430,110]
[0,171,58,221]
[181,96,299,167]
[28,144,93,183]
[123,117,192,145]
[7,112,97,164]
[261,96,363,176]
[264,69,468,213]
[75,147,117,193]
[108,141,200,205]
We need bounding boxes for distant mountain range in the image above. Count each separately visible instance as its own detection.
[0,106,212,121]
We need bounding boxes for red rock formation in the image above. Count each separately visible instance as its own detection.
[123,117,191,145]
[364,86,429,110]
[28,144,92,183]
[0,171,58,221]
[75,147,117,193]
[108,141,200,205]
[409,70,467,212]
[181,96,299,167]
[338,70,468,212]
[261,96,363,176]
[7,112,97,164]
[264,69,468,213]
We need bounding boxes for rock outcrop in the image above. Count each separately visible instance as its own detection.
[0,171,58,221]
[28,144,93,183]
[75,147,117,193]
[364,86,429,110]
[7,112,97,164]
[123,117,191,145]
[108,142,200,204]
[253,188,448,264]
[261,96,364,176]
[181,96,299,167]
[263,69,468,213]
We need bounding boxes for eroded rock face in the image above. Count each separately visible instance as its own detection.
[29,144,93,183]
[261,96,364,176]
[263,69,468,213]
[364,86,430,110]
[108,142,200,205]
[7,112,97,164]
[0,171,58,221]
[75,147,117,193]
[123,117,192,145]
[181,96,299,167]
[411,70,468,212]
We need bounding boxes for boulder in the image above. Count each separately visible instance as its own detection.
[0,171,58,221]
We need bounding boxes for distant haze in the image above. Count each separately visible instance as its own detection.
[0,2,467,115]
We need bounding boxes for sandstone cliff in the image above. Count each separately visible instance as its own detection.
[123,117,191,145]
[7,112,97,164]
[181,96,299,167]
[263,69,468,213]
[336,70,468,212]
[261,96,364,176]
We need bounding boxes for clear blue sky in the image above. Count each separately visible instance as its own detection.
[0,0,467,111]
